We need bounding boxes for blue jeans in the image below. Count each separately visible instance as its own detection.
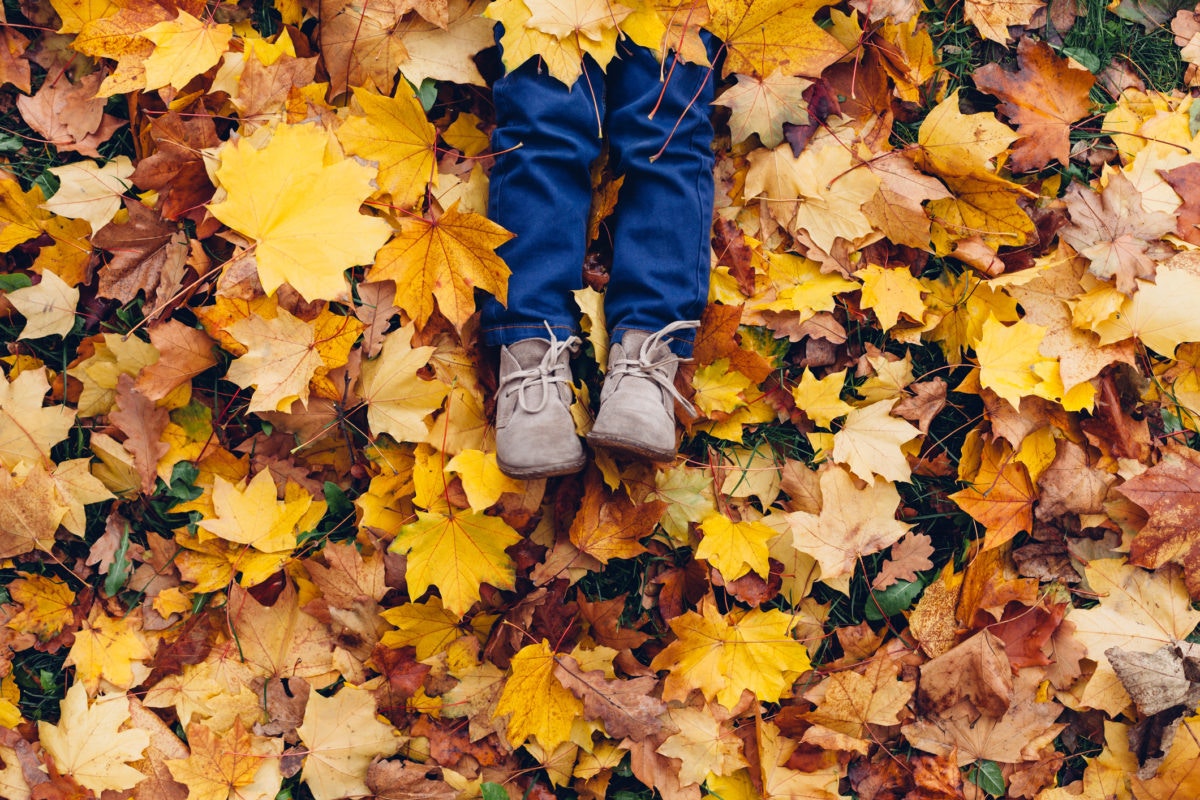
[481,38,717,356]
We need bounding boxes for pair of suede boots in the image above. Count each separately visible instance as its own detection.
[494,321,698,479]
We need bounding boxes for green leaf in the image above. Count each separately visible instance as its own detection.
[967,760,1006,797]
[104,524,132,597]
[481,782,507,800]
[864,578,923,621]
[417,77,438,111]
[0,274,32,293]
[1060,47,1101,74]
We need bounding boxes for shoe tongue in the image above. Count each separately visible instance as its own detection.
[506,338,553,369]
[620,330,671,362]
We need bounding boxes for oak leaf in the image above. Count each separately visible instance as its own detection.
[296,685,402,800]
[38,683,149,795]
[207,123,392,302]
[494,639,585,751]
[972,38,1094,171]
[110,374,169,495]
[390,508,522,617]
[871,532,934,590]
[369,203,512,329]
[786,464,912,591]
[651,596,811,709]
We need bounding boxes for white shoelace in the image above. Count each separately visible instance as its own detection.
[608,320,700,418]
[500,327,581,414]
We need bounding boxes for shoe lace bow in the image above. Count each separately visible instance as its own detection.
[501,327,581,415]
[609,320,700,418]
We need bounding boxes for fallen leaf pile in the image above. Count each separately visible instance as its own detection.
[0,0,1198,798]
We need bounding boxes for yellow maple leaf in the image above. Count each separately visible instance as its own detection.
[692,358,752,416]
[856,264,927,332]
[225,308,325,413]
[487,0,630,84]
[0,174,48,252]
[39,683,149,795]
[832,399,921,484]
[974,314,1052,408]
[651,597,811,709]
[71,0,176,95]
[336,86,438,210]
[358,322,451,443]
[40,157,134,232]
[713,71,811,148]
[67,331,159,417]
[391,508,523,616]
[928,174,1035,254]
[380,597,465,659]
[695,512,775,580]
[208,123,392,302]
[64,606,153,692]
[6,269,78,340]
[48,0,120,34]
[706,0,845,78]
[787,464,912,592]
[1089,254,1200,356]
[5,573,75,642]
[166,719,283,800]
[296,685,402,800]
[369,203,512,330]
[0,366,74,470]
[198,470,325,553]
[494,639,585,750]
[142,9,233,91]
[445,449,524,509]
[791,368,853,428]
[656,705,749,786]
[750,249,858,320]
[964,0,1044,45]
[917,90,1017,180]
[0,463,68,558]
[226,581,339,686]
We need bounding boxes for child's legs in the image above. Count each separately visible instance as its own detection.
[481,53,606,346]
[603,41,716,356]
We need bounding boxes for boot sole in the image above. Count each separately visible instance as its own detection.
[497,454,587,480]
[586,431,676,463]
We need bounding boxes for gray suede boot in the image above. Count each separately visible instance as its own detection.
[587,321,699,461]
[495,333,586,479]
